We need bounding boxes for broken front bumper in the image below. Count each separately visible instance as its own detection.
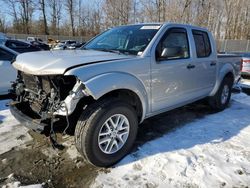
[9,102,48,133]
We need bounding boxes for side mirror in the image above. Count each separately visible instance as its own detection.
[161,48,168,57]
[161,47,182,58]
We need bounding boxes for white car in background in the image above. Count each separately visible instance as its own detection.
[27,37,44,43]
[53,40,77,50]
[0,45,18,95]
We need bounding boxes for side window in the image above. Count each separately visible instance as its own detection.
[0,48,14,61]
[156,28,190,60]
[192,30,211,58]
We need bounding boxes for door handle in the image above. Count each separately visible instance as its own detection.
[210,62,216,66]
[187,64,195,69]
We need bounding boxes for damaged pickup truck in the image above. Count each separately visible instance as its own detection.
[10,23,241,167]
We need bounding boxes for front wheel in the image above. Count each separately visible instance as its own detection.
[209,77,233,111]
[74,99,138,167]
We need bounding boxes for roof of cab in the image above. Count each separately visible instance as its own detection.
[116,22,209,32]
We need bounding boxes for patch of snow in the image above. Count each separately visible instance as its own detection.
[40,136,81,160]
[40,147,60,158]
[92,93,250,188]
[20,185,43,188]
[2,174,43,188]
[0,100,32,155]
[240,78,250,88]
[2,181,43,188]
[63,136,81,160]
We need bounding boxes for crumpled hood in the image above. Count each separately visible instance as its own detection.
[13,50,131,75]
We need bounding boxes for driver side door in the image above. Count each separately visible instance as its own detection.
[151,27,197,112]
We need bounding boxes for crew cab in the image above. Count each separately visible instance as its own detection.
[10,23,241,167]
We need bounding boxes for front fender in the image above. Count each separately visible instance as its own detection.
[83,72,148,122]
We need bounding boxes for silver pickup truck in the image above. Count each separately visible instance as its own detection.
[10,23,241,167]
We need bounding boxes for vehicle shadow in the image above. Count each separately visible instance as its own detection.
[134,101,214,150]
[116,93,250,166]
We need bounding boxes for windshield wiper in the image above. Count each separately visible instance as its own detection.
[83,48,134,55]
[94,48,123,55]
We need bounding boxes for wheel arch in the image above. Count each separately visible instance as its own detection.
[224,72,234,85]
[82,72,148,123]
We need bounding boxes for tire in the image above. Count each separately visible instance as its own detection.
[209,77,233,111]
[74,99,138,167]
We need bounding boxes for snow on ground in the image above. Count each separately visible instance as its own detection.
[0,100,41,187]
[2,181,43,188]
[2,174,43,188]
[240,78,250,89]
[63,136,82,160]
[92,93,250,188]
[0,100,32,155]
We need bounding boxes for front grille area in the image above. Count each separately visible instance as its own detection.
[21,72,52,94]
[17,72,77,117]
[42,77,51,94]
[21,73,40,92]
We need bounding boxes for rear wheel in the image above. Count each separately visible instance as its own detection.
[74,99,138,167]
[209,77,233,111]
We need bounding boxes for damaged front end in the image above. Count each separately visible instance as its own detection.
[10,71,88,133]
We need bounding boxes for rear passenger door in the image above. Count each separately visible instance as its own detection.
[192,30,216,93]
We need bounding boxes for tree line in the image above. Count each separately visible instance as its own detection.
[0,0,249,40]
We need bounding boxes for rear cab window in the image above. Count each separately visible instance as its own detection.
[192,30,211,58]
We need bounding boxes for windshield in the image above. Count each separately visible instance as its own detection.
[82,24,161,55]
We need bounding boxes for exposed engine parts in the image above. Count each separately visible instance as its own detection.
[54,80,87,116]
[12,72,87,120]
[11,72,89,148]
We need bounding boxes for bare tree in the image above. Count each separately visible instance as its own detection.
[65,0,76,36]
[0,0,249,40]
[39,0,49,35]
[180,0,192,23]
[103,0,132,28]
[77,0,102,37]
[0,12,7,32]
[49,0,62,35]
[2,0,21,33]
[18,0,34,34]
